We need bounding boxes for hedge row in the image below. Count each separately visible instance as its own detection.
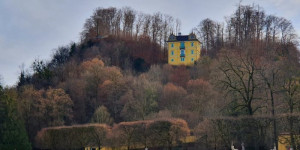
[35,118,190,150]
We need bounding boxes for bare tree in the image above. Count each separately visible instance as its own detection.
[122,7,136,37]
[217,49,262,115]
[216,23,224,48]
[162,15,174,58]
[253,6,265,42]
[142,14,152,36]
[278,18,296,45]
[175,19,181,35]
[135,13,145,39]
[259,53,283,149]
[197,18,216,51]
[280,58,300,149]
[112,9,123,36]
[151,13,163,43]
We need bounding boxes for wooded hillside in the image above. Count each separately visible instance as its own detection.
[1,4,300,150]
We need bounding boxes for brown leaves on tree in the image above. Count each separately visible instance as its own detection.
[169,66,190,88]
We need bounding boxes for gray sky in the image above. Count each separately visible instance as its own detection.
[1,0,300,86]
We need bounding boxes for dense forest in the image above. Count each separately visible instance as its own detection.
[1,4,300,150]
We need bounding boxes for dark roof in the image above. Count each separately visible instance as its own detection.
[176,35,189,41]
[167,34,201,42]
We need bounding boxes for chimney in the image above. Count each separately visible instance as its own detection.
[178,32,181,36]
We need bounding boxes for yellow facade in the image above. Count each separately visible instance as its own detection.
[278,134,300,150]
[167,33,201,66]
[85,147,113,150]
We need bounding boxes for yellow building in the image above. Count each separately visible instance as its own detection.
[167,33,201,66]
[84,146,113,150]
[278,133,300,150]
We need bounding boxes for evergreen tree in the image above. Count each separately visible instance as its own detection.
[0,85,31,150]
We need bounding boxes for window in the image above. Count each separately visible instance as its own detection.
[191,50,194,54]
[171,43,174,48]
[171,51,174,55]
[180,42,184,48]
[191,42,194,47]
[169,35,175,40]
[191,58,194,62]
[180,50,185,55]
[171,59,174,62]
[181,57,185,61]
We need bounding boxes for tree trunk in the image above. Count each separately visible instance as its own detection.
[270,89,278,150]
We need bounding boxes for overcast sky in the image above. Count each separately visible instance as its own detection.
[0,0,300,86]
